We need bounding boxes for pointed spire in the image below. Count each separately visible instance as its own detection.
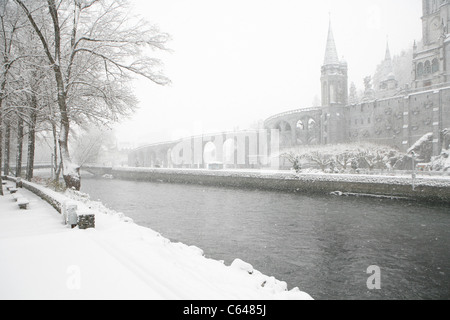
[381,37,395,83]
[323,18,340,66]
[385,37,392,61]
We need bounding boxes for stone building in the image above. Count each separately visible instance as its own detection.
[265,0,450,156]
[130,1,450,170]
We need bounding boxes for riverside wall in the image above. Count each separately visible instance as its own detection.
[104,168,450,204]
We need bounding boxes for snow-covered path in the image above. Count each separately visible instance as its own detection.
[0,182,312,300]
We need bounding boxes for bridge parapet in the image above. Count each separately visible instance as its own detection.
[264,107,322,125]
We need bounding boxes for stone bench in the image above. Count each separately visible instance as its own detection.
[17,198,30,210]
[12,193,19,202]
[9,188,18,194]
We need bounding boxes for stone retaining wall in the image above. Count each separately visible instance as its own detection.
[3,176,63,213]
[110,168,450,203]
[2,176,95,229]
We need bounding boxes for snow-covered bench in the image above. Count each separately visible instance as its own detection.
[17,198,30,210]
[12,193,19,202]
[9,188,18,194]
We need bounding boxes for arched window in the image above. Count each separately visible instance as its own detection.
[329,84,336,103]
[424,60,431,74]
[322,82,328,105]
[308,118,316,130]
[432,58,439,73]
[284,122,292,132]
[296,120,304,130]
[417,63,424,77]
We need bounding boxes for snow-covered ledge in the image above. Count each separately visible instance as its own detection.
[3,176,65,213]
[2,176,95,229]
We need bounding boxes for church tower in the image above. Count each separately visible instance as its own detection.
[320,20,348,144]
[321,20,348,107]
[378,41,398,93]
[413,0,450,88]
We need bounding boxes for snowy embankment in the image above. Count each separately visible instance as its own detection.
[106,166,450,186]
[0,180,312,300]
[103,167,450,203]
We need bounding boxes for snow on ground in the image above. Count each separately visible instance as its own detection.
[0,182,312,300]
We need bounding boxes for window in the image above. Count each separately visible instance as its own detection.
[296,120,304,130]
[417,62,424,77]
[285,123,292,132]
[424,60,431,75]
[432,58,439,73]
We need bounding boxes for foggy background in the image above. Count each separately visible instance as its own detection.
[114,0,422,148]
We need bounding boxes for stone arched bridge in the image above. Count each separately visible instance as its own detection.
[127,130,281,170]
[264,107,323,148]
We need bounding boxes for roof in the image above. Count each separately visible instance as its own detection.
[323,20,340,66]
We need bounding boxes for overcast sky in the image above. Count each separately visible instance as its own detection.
[114,0,423,147]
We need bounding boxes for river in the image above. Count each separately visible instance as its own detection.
[80,175,450,300]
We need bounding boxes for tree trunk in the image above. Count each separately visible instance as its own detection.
[4,119,10,176]
[26,102,37,181]
[60,125,81,191]
[55,67,80,190]
[0,105,3,196]
[15,117,24,178]
[26,126,35,181]
[51,122,61,181]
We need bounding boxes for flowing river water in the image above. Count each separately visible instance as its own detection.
[80,175,450,300]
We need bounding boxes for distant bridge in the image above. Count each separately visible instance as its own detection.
[6,163,53,174]
[127,129,281,170]
[6,163,116,178]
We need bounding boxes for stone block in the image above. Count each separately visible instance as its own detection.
[77,214,95,230]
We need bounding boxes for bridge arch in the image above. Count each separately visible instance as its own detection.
[223,138,236,166]
[203,141,217,165]
[264,107,323,147]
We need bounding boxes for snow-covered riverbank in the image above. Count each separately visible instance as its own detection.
[99,167,450,203]
[0,181,312,300]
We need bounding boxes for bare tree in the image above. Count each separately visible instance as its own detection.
[282,152,302,173]
[14,0,170,190]
[303,151,333,172]
[335,151,357,171]
[0,0,28,195]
